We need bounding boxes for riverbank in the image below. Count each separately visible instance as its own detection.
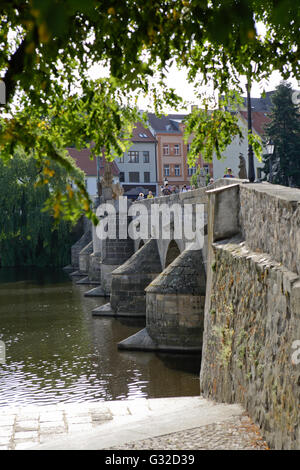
[0,396,268,450]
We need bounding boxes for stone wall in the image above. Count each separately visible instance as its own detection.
[239,183,300,275]
[200,182,300,449]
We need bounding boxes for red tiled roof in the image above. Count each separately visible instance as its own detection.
[239,111,270,137]
[67,147,120,177]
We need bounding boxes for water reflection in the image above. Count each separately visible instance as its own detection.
[0,268,200,406]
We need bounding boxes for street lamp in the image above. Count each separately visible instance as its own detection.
[246,80,255,182]
[266,140,274,183]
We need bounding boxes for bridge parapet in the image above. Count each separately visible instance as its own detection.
[201,182,300,449]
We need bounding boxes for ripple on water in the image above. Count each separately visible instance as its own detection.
[0,268,201,406]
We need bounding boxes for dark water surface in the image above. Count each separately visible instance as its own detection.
[0,268,200,406]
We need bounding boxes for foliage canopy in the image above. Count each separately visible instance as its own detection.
[0,1,299,221]
[0,147,84,266]
[263,82,300,187]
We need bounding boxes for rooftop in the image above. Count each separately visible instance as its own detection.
[67,147,120,177]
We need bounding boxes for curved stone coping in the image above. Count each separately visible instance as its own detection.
[63,264,75,273]
[79,240,94,255]
[84,286,108,297]
[112,238,162,276]
[75,277,100,285]
[118,328,202,353]
[92,302,145,318]
[69,270,87,277]
[145,248,206,295]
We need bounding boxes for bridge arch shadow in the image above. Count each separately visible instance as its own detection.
[165,240,181,268]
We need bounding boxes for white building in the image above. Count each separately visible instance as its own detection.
[212,111,270,180]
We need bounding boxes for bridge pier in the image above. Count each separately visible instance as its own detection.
[118,247,206,352]
[93,238,162,317]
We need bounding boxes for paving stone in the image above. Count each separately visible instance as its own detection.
[67,423,93,433]
[0,437,11,446]
[14,431,39,440]
[0,426,14,438]
[39,412,64,422]
[15,421,39,432]
[39,424,66,435]
[14,441,39,450]
[65,415,92,424]
[0,398,270,450]
[0,416,15,426]
[90,411,113,424]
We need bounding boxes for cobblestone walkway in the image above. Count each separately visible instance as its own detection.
[0,397,269,450]
[108,414,269,450]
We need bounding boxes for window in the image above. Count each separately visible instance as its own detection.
[187,144,191,153]
[163,144,169,155]
[119,154,124,163]
[128,151,139,163]
[174,144,180,155]
[139,133,148,138]
[203,165,209,174]
[174,165,181,176]
[164,165,170,176]
[119,172,125,183]
[188,166,196,176]
[143,151,150,163]
[129,172,140,182]
[144,172,150,183]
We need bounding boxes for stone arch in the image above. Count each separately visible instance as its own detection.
[165,240,180,268]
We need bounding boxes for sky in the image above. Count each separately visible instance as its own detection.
[90,60,299,114]
[89,21,299,114]
[155,66,299,113]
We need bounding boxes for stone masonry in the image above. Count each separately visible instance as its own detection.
[144,248,206,351]
[110,238,162,316]
[200,183,300,450]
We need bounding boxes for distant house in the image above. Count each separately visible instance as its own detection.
[212,110,270,180]
[148,113,188,188]
[148,112,213,188]
[115,121,158,198]
[67,147,120,197]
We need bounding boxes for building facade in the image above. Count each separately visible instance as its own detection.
[148,113,188,189]
[148,113,214,189]
[115,121,157,198]
[212,111,270,180]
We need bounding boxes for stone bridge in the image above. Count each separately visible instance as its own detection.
[68,179,300,449]
[71,177,235,352]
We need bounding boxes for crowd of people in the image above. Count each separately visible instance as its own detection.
[135,168,235,200]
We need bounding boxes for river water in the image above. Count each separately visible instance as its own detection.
[0,268,200,407]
